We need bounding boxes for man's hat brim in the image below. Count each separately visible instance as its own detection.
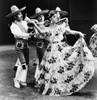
[6,7,26,18]
[57,10,68,16]
[30,10,49,19]
[48,10,68,18]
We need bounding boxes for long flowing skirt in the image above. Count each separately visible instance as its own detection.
[89,33,97,57]
[35,37,95,96]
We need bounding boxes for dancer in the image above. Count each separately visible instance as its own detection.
[6,5,32,88]
[31,7,49,65]
[89,24,97,56]
[30,7,49,81]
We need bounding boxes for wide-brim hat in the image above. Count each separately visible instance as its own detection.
[48,7,68,18]
[30,7,49,19]
[57,10,68,16]
[6,5,26,18]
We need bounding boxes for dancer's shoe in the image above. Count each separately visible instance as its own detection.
[13,78,20,88]
[20,81,27,86]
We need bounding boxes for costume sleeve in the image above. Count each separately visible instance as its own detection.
[63,21,75,35]
[10,23,30,40]
[60,20,71,35]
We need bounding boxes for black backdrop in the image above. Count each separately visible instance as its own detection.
[70,0,97,20]
[0,0,97,45]
[69,0,97,45]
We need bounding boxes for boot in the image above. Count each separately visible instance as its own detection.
[20,81,27,86]
[13,78,20,88]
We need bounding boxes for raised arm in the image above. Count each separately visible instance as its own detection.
[61,18,85,37]
[65,25,85,37]
[31,20,45,33]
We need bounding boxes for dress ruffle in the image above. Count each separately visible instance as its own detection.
[35,38,95,96]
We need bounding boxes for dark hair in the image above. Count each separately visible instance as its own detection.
[48,10,56,18]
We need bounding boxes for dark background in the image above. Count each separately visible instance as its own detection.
[0,0,97,45]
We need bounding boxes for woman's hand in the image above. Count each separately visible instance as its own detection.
[30,19,38,24]
[78,32,85,37]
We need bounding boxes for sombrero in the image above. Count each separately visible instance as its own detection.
[48,7,68,18]
[30,7,49,19]
[6,5,26,18]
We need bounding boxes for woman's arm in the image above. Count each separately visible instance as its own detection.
[30,20,45,34]
[29,20,52,39]
[65,26,85,37]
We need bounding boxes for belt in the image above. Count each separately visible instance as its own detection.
[52,41,59,43]
[15,38,27,42]
[36,42,44,48]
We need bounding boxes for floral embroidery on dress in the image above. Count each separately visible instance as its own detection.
[89,33,97,56]
[35,21,95,96]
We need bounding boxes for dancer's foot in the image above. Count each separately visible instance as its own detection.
[13,78,20,88]
[20,81,27,86]
[33,59,39,66]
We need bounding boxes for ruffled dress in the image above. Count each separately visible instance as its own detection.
[89,24,97,56]
[35,21,95,96]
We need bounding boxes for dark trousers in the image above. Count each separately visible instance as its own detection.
[36,41,49,64]
[36,40,49,64]
[16,48,29,65]
[36,47,45,64]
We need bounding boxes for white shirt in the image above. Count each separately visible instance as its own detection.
[10,21,30,40]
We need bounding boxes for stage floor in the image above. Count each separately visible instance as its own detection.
[0,45,97,100]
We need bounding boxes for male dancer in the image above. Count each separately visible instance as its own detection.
[6,5,32,88]
[30,7,49,81]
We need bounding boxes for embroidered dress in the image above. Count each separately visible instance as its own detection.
[89,33,97,56]
[89,24,97,56]
[35,21,95,96]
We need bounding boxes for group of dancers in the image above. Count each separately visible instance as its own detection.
[6,5,96,96]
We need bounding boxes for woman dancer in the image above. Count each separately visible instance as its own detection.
[30,7,95,96]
